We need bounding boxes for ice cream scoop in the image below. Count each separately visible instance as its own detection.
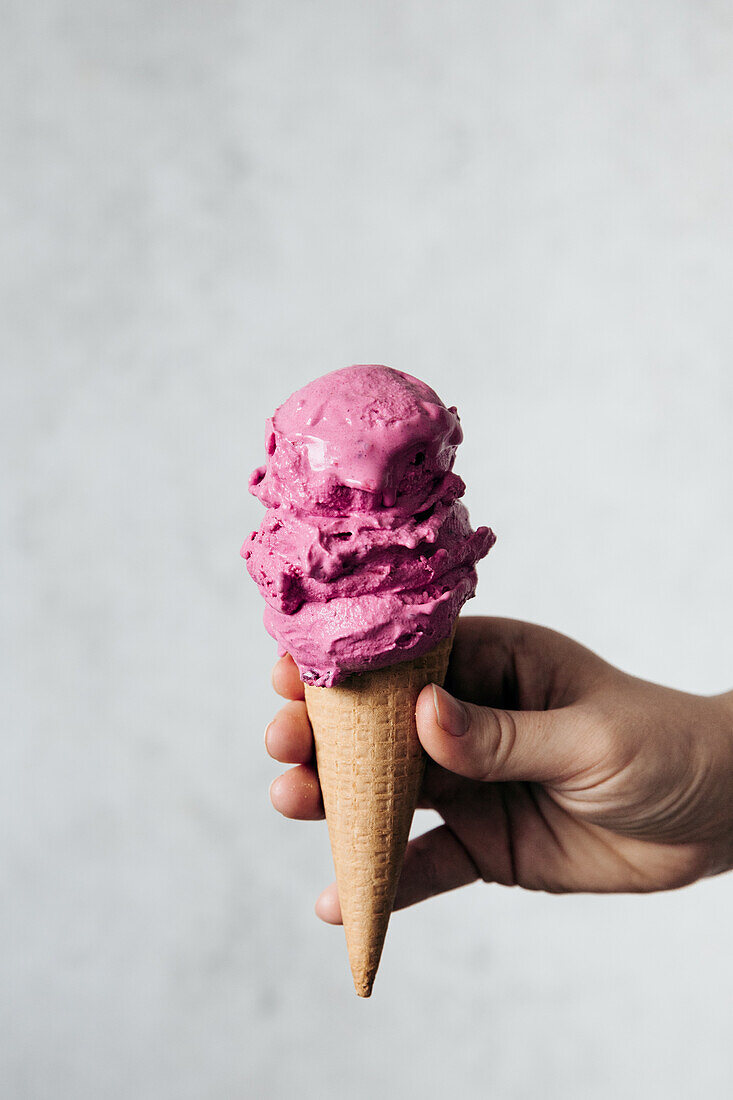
[243,364,494,686]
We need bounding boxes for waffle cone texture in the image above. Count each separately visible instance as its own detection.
[304,632,454,997]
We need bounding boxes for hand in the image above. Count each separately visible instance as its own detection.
[265,617,733,923]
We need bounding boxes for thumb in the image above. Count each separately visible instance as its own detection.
[415,683,584,784]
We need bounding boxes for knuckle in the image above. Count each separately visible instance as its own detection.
[475,707,518,780]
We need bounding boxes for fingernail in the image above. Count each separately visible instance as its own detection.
[269,775,282,802]
[432,684,469,736]
[264,721,273,750]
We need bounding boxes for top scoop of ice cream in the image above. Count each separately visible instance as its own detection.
[243,365,495,685]
[250,365,465,515]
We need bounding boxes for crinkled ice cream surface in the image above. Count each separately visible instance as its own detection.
[243,365,495,686]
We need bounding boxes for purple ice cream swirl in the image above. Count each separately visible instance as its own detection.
[242,365,495,686]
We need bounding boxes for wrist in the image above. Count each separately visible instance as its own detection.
[713,691,733,873]
[717,690,733,724]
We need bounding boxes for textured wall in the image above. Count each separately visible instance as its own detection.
[3,2,733,1097]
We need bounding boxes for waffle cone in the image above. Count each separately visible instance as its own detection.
[304,632,453,997]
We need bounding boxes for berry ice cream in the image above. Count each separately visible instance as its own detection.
[243,365,495,686]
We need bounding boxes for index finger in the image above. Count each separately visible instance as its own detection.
[272,653,305,701]
[446,616,609,711]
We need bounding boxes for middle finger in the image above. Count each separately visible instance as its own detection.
[265,701,314,764]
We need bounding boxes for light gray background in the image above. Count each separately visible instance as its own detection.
[3,2,733,1098]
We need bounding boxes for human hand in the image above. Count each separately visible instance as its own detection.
[266,617,733,922]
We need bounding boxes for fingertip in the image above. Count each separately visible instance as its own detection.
[315,883,342,925]
[266,700,313,764]
[431,684,470,736]
[415,683,480,778]
[415,683,437,730]
[415,683,443,753]
[272,653,305,700]
[268,773,283,805]
[269,764,324,820]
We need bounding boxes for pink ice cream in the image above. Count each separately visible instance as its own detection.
[243,365,495,686]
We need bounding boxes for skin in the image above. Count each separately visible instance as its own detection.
[265,617,733,923]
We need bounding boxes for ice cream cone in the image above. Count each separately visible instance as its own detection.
[304,631,454,997]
